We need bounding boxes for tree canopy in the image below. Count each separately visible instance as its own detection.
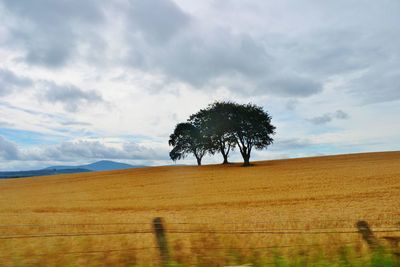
[189,102,237,164]
[168,122,207,166]
[229,103,276,166]
[168,101,276,166]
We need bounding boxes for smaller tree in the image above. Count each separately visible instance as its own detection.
[230,103,276,166]
[168,122,207,166]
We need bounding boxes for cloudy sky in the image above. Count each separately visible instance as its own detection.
[0,0,399,171]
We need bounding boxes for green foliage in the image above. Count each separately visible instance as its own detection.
[170,101,276,166]
[168,122,207,165]
[166,261,185,267]
[269,248,398,267]
[189,101,238,164]
[370,250,397,267]
[228,103,275,166]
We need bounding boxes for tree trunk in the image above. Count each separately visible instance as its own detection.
[242,154,251,166]
[196,157,202,166]
[222,152,229,164]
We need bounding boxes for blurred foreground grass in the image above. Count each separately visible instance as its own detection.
[1,238,399,267]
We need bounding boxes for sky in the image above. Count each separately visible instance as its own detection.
[0,0,399,171]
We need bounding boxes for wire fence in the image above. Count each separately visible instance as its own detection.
[0,218,399,265]
[0,219,399,240]
[0,229,399,240]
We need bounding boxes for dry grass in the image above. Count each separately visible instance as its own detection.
[0,151,399,266]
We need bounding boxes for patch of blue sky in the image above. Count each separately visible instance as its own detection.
[0,128,64,146]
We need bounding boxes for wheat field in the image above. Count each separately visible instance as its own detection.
[0,151,399,266]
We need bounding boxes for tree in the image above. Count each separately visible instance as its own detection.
[168,122,207,166]
[189,102,237,164]
[168,102,276,167]
[230,103,276,166]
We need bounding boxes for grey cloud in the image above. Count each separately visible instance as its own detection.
[123,1,324,98]
[293,31,380,76]
[163,32,271,87]
[309,114,332,125]
[0,136,168,162]
[283,22,400,104]
[1,0,105,67]
[349,68,400,104]
[335,110,349,120]
[0,136,20,160]
[0,68,33,96]
[42,141,120,160]
[261,75,322,97]
[128,0,190,43]
[40,81,103,112]
[309,110,350,125]
[126,27,306,96]
[305,32,400,105]
[2,0,399,102]
[33,140,169,162]
[127,27,270,83]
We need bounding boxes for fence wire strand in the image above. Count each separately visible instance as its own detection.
[0,228,398,240]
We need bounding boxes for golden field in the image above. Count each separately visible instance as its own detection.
[0,151,399,266]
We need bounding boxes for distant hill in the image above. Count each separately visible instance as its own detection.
[46,160,142,171]
[0,160,144,179]
[0,168,91,179]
